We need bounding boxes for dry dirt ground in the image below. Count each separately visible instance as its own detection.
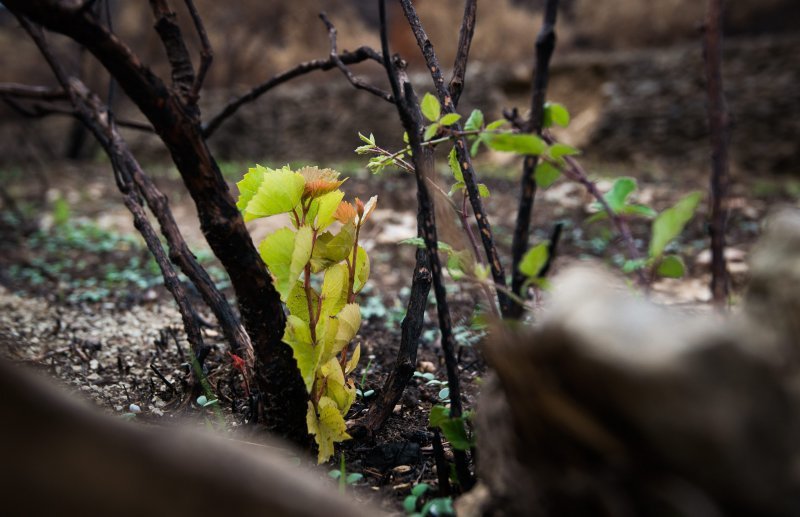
[1,157,797,512]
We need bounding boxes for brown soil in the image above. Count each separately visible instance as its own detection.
[1,157,797,512]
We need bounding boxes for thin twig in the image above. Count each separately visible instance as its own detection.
[319,12,393,103]
[508,0,559,319]
[542,132,646,283]
[703,0,730,309]
[0,83,65,100]
[202,46,384,138]
[2,96,154,132]
[183,0,212,104]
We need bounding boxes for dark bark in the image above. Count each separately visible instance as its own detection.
[379,0,473,490]
[508,0,559,320]
[398,0,510,318]
[351,234,432,438]
[448,0,477,107]
[16,17,208,365]
[704,0,730,309]
[5,1,308,445]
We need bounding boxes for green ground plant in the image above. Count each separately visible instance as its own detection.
[236,165,376,463]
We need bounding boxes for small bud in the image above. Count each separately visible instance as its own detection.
[355,197,365,217]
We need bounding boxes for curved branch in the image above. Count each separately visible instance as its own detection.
[202,45,384,138]
[319,12,393,103]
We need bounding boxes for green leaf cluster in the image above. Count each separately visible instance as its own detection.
[429,405,474,451]
[237,164,377,463]
[586,179,702,279]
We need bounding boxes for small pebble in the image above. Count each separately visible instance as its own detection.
[128,403,141,413]
[418,361,436,373]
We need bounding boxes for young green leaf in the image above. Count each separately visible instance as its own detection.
[534,162,561,189]
[420,93,442,122]
[283,316,319,393]
[485,119,507,131]
[656,255,686,278]
[423,123,440,141]
[308,397,351,464]
[439,418,472,450]
[235,165,267,214]
[315,190,345,231]
[478,183,490,198]
[290,224,314,287]
[448,146,464,182]
[353,246,370,293]
[547,142,581,160]
[519,242,549,278]
[649,191,702,258]
[604,177,638,214]
[486,133,546,155]
[239,166,305,222]
[404,496,419,514]
[286,280,319,324]
[543,101,570,128]
[412,483,431,497]
[429,405,450,427]
[335,303,362,354]
[622,258,648,274]
[320,263,349,319]
[259,227,296,300]
[439,113,461,126]
[464,109,484,132]
[621,204,658,219]
[447,253,465,281]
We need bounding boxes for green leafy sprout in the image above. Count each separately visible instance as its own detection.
[236,164,376,463]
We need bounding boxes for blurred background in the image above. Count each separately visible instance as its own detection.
[0,0,798,174]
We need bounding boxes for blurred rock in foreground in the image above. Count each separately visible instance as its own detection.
[463,209,800,516]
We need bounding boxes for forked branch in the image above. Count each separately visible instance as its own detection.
[379,0,473,490]
[398,0,510,318]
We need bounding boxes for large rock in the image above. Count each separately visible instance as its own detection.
[463,209,800,516]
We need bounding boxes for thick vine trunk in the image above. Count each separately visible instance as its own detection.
[5,1,308,445]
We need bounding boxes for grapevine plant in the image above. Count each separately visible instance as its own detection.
[236,165,376,463]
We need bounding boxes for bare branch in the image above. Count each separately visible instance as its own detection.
[319,12,393,103]
[149,0,196,104]
[0,83,66,100]
[704,0,730,309]
[508,0,559,319]
[448,0,477,106]
[183,0,213,104]
[16,14,208,363]
[2,97,154,132]
[5,0,309,444]
[379,0,473,490]
[202,45,383,138]
[398,0,510,317]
